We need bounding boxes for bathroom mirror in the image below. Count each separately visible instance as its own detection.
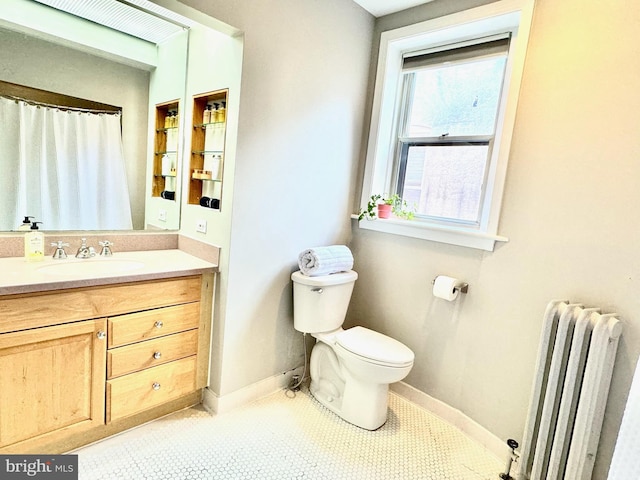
[0,0,191,232]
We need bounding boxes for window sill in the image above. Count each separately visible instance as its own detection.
[351,214,508,251]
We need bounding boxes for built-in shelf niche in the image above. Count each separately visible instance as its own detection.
[188,89,228,210]
[152,100,180,200]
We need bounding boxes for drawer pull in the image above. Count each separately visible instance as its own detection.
[96,331,106,340]
[153,351,162,360]
[152,382,161,391]
[154,321,164,329]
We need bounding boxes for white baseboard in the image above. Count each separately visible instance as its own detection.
[390,382,508,461]
[203,376,508,462]
[203,373,290,415]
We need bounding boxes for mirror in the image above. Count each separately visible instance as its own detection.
[0,0,190,231]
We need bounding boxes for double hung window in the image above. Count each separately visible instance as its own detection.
[358,0,533,250]
[396,36,509,226]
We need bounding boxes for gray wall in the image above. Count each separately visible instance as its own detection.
[181,0,374,395]
[349,0,640,478]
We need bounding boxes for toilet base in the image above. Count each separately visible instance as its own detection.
[309,342,389,430]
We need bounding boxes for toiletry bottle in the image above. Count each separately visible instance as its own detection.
[17,215,34,231]
[162,154,172,176]
[25,221,44,262]
[212,154,222,179]
[212,103,220,122]
[219,101,226,122]
[203,105,211,124]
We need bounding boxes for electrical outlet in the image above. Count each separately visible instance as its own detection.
[158,209,167,222]
[196,219,207,233]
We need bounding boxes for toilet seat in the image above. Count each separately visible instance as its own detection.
[335,326,414,368]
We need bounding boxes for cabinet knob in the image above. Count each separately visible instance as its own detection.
[154,321,164,329]
[152,382,161,391]
[153,351,162,360]
[96,331,106,340]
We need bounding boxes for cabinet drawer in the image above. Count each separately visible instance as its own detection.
[108,302,200,348]
[107,329,198,379]
[0,276,202,334]
[107,356,196,422]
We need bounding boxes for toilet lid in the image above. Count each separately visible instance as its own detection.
[336,326,414,366]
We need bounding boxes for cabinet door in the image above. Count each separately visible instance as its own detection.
[0,319,107,451]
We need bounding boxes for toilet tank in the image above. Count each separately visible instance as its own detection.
[291,270,358,333]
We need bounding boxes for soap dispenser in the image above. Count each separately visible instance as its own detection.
[25,221,44,262]
[17,216,34,231]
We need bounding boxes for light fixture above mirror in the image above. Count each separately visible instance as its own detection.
[31,0,193,44]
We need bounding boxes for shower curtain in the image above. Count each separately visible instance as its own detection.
[0,96,133,231]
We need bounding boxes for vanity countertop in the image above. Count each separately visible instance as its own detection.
[0,249,217,296]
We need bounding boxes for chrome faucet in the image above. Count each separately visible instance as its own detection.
[50,241,69,259]
[99,240,114,256]
[75,238,96,259]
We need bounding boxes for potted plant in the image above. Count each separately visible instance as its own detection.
[357,194,415,221]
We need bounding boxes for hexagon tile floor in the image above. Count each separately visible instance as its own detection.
[75,388,503,479]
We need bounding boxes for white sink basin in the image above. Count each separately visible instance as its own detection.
[37,259,145,276]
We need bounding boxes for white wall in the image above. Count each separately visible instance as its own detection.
[145,30,189,231]
[349,0,640,477]
[180,0,374,396]
[179,20,243,394]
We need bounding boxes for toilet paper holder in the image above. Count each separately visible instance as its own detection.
[431,277,469,294]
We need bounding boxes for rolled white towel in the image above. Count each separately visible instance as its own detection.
[297,245,354,276]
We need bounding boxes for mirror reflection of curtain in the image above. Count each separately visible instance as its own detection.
[0,97,132,230]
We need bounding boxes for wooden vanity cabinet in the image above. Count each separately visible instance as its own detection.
[106,302,201,422]
[0,273,213,454]
[0,319,106,452]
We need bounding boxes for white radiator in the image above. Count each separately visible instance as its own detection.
[517,300,622,480]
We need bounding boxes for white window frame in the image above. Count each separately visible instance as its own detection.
[358,0,534,251]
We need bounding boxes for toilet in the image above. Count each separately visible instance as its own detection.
[291,270,414,430]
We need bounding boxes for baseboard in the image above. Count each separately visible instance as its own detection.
[203,373,289,415]
[390,382,508,461]
[203,376,508,461]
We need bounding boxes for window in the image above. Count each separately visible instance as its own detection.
[358,0,533,250]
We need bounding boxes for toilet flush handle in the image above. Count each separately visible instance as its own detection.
[311,287,323,294]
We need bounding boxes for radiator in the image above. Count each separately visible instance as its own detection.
[517,300,622,480]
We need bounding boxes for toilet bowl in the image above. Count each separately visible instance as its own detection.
[291,270,414,430]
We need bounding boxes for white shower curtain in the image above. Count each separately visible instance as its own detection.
[0,96,133,231]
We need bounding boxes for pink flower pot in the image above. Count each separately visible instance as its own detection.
[377,204,392,219]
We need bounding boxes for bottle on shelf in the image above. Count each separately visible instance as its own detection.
[211,154,222,179]
[161,154,173,176]
[164,112,171,129]
[212,103,220,122]
[219,101,226,123]
[203,105,211,124]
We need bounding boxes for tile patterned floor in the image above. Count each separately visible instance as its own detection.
[75,388,502,479]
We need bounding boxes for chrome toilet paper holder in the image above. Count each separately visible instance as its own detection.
[431,277,469,294]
